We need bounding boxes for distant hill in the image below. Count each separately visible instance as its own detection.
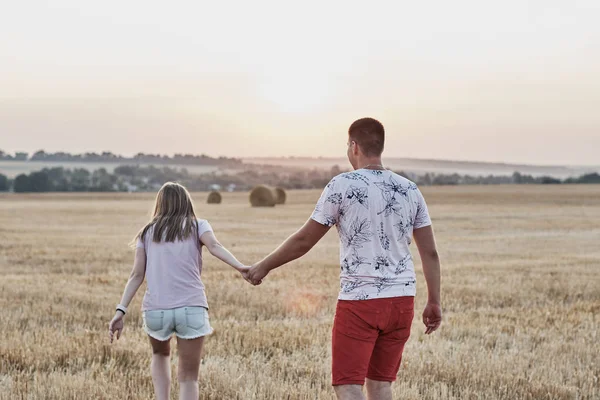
[0,150,243,178]
[2,150,598,180]
[244,157,600,179]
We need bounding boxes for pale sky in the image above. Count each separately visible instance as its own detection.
[1,0,599,165]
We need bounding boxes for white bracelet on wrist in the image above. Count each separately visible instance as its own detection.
[116,304,127,314]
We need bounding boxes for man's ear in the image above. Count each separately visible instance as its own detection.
[352,141,361,156]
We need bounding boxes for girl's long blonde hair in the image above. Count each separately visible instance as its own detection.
[134,182,199,246]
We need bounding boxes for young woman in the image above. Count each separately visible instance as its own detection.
[108,182,249,400]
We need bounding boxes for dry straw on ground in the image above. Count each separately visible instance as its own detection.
[249,185,277,207]
[1,186,599,399]
[207,191,222,204]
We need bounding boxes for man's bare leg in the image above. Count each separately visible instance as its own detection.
[365,379,392,400]
[334,384,365,400]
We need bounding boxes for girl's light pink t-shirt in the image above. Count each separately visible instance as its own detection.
[136,219,212,311]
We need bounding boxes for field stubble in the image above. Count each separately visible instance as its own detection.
[0,185,598,399]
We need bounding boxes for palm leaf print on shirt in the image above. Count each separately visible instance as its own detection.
[338,204,348,222]
[341,249,370,275]
[375,176,410,199]
[373,255,391,271]
[394,218,412,239]
[342,172,371,185]
[341,217,374,249]
[341,280,361,293]
[374,176,408,217]
[374,276,395,293]
[345,186,369,209]
[395,254,412,275]
[326,192,343,205]
[377,196,402,217]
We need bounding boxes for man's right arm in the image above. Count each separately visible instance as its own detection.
[247,218,331,284]
[247,177,341,285]
[413,225,442,334]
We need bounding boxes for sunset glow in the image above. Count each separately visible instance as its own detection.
[1,1,599,164]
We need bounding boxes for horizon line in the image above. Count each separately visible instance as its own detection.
[2,150,599,169]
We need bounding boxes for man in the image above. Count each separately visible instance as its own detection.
[246,117,442,400]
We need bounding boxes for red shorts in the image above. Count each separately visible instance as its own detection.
[332,296,414,386]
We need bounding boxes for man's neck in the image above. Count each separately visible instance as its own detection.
[356,159,384,170]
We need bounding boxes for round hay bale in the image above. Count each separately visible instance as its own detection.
[274,187,287,205]
[207,191,222,204]
[249,185,276,207]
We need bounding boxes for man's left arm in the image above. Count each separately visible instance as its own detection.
[247,219,330,284]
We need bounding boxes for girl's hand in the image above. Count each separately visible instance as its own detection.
[108,311,125,343]
[238,265,251,279]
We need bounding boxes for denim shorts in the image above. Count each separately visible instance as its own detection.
[142,306,213,341]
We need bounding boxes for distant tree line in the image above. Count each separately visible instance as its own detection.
[0,149,242,167]
[0,165,340,193]
[1,166,599,193]
[0,173,9,192]
[413,171,600,185]
[0,150,28,161]
[9,168,120,193]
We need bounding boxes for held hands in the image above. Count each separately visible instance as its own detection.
[239,263,268,286]
[237,264,262,285]
[108,311,125,343]
[422,303,442,334]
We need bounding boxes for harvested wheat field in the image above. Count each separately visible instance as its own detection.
[0,186,599,400]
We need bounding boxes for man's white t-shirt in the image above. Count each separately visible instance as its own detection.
[311,169,432,301]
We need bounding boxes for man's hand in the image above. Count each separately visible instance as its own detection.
[422,303,442,334]
[246,263,268,285]
[108,311,125,343]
